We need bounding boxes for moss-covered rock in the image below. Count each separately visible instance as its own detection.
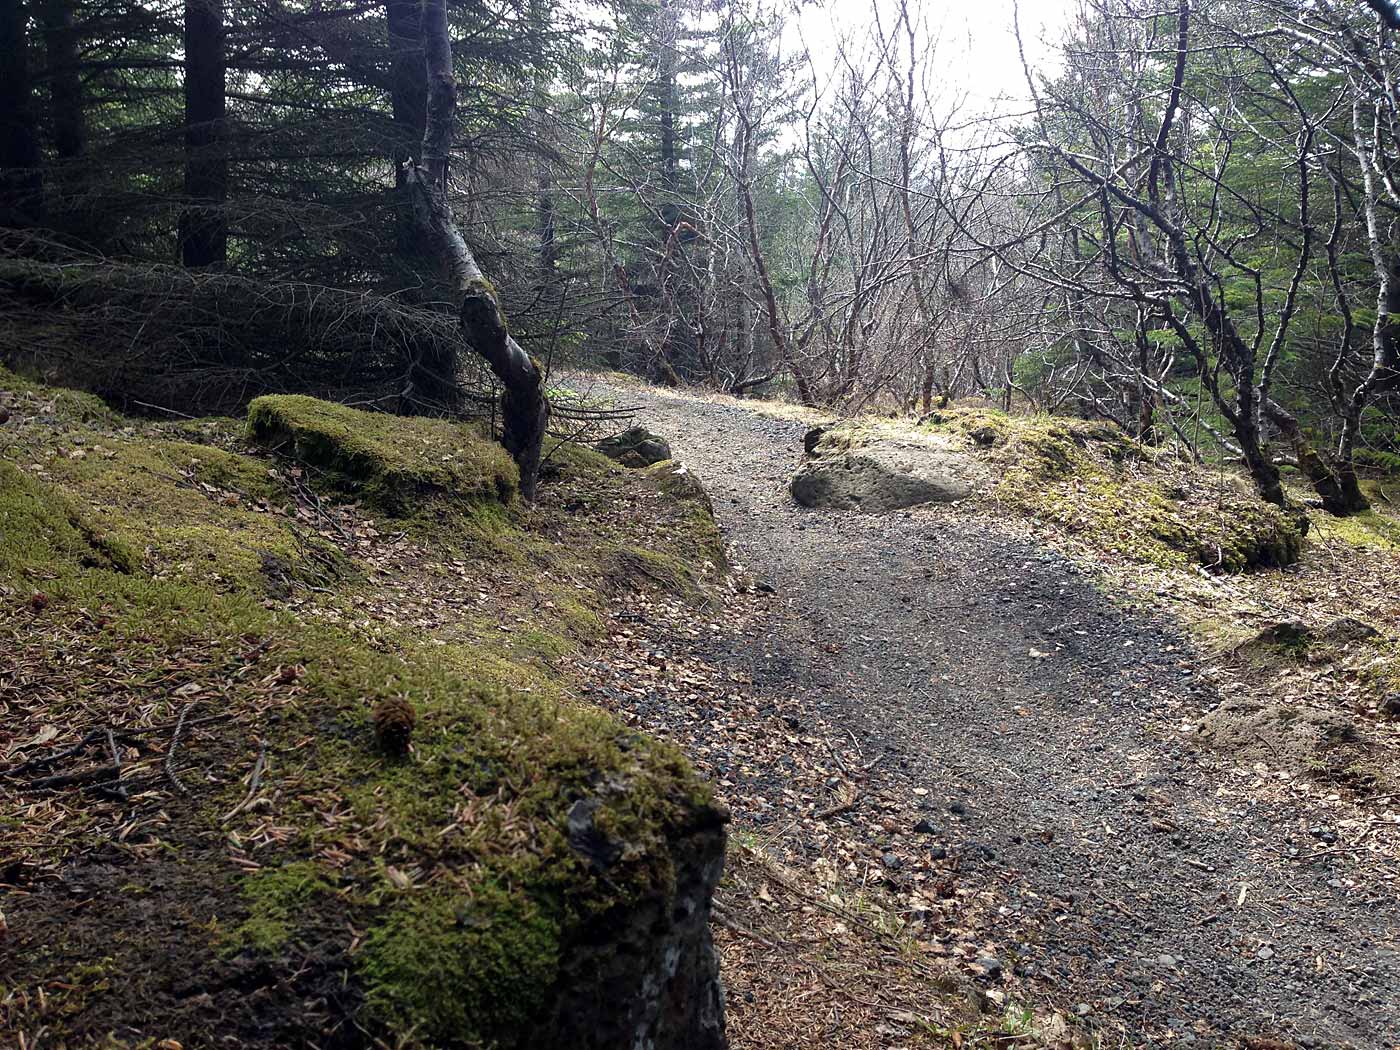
[642,459,728,572]
[247,394,518,515]
[596,425,672,467]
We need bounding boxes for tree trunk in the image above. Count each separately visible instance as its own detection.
[1265,399,1369,515]
[0,0,42,228]
[657,0,680,238]
[179,0,226,269]
[385,0,425,260]
[725,34,814,408]
[532,90,557,283]
[40,0,83,160]
[409,0,549,499]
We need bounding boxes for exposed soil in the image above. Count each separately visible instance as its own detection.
[579,377,1400,1049]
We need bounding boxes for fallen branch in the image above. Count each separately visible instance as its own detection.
[816,794,863,820]
[27,763,121,791]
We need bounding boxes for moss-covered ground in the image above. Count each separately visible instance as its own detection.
[0,369,727,1048]
[904,407,1305,572]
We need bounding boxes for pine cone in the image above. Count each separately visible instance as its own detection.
[372,696,415,757]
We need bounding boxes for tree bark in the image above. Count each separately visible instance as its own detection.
[40,0,83,160]
[0,0,42,228]
[1264,399,1368,516]
[657,0,680,238]
[179,0,227,269]
[408,0,549,499]
[385,0,425,260]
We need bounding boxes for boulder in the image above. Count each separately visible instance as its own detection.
[597,426,673,467]
[791,428,984,513]
[539,801,729,1049]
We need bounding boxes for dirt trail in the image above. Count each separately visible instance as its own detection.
[590,379,1400,1048]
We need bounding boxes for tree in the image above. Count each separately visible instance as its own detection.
[179,0,226,268]
[1,0,42,228]
[407,0,549,498]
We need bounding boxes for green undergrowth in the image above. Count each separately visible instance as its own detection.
[1,374,726,1047]
[1311,504,1400,553]
[915,407,1303,571]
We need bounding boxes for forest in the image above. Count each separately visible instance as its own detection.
[2,0,1400,1047]
[1,0,1396,514]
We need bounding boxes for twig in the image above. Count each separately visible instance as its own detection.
[1360,792,1400,806]
[128,399,196,419]
[27,764,121,790]
[2,729,106,777]
[710,900,784,951]
[104,729,128,802]
[0,713,237,779]
[1090,889,1142,921]
[816,794,863,820]
[221,739,269,822]
[116,712,233,737]
[825,739,852,777]
[164,701,197,796]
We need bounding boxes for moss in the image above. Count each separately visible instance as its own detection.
[226,862,334,955]
[1358,640,1400,699]
[602,544,694,594]
[641,459,727,572]
[1312,507,1400,552]
[1,363,121,426]
[0,460,138,580]
[246,394,518,516]
[34,431,336,594]
[360,885,560,1043]
[1354,448,1400,476]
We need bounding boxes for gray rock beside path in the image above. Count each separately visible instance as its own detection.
[790,426,985,512]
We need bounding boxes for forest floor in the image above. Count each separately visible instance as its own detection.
[568,374,1400,1049]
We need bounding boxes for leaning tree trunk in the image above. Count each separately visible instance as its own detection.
[1264,399,1368,516]
[407,0,548,499]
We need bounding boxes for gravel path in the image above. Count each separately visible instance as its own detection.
[589,379,1400,1048]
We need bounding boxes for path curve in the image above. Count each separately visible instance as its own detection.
[593,379,1400,1048]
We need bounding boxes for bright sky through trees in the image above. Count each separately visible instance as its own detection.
[791,0,1077,115]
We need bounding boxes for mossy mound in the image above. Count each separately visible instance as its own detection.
[918,407,1303,571]
[247,394,518,515]
[0,363,121,426]
[2,380,728,1049]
